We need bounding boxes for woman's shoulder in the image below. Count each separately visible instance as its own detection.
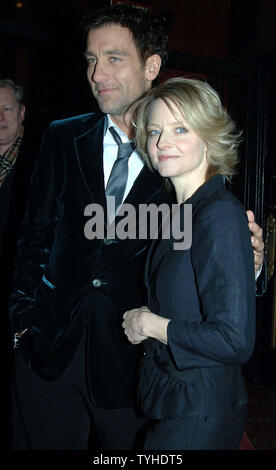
[194,185,246,220]
[191,185,249,243]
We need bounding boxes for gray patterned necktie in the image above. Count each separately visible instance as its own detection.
[106,126,135,219]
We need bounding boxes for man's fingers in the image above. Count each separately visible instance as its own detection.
[249,222,263,239]
[251,235,264,253]
[246,210,255,223]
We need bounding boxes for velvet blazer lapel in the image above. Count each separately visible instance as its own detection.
[74,116,106,210]
[123,164,165,208]
[74,114,171,239]
[75,117,166,212]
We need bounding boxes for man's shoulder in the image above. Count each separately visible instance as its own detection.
[49,112,105,134]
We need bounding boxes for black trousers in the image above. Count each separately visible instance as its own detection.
[11,334,146,450]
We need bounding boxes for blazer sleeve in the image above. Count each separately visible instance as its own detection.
[167,198,256,369]
[9,124,57,334]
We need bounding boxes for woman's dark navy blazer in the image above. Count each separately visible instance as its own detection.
[139,174,256,419]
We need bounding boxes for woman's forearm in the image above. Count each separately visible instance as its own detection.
[141,310,170,345]
[123,306,170,345]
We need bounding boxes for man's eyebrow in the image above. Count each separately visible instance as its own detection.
[105,49,128,56]
[84,51,94,59]
[84,49,128,59]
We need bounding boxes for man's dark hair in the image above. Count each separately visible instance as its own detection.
[84,4,168,74]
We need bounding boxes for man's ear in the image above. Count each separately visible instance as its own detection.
[145,54,162,82]
[20,105,26,122]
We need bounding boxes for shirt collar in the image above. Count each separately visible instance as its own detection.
[105,115,129,143]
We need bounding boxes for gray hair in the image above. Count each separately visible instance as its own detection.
[0,79,24,107]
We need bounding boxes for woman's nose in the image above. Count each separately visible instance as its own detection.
[157,131,172,148]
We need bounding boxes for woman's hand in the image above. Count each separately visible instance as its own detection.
[123,306,170,345]
[122,306,150,344]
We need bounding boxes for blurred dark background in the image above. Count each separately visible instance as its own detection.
[1,0,276,450]
[1,0,275,127]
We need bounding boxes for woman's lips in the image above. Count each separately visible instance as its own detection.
[158,154,181,161]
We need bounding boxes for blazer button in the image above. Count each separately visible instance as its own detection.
[92,279,102,288]
[103,238,113,246]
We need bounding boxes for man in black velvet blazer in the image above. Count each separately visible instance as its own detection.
[10,5,264,450]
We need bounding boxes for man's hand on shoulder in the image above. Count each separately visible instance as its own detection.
[247,210,264,276]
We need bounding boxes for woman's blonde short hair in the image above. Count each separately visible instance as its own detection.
[133,77,241,181]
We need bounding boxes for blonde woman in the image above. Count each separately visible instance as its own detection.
[122,78,256,450]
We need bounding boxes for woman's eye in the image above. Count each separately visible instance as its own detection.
[147,129,159,136]
[176,127,187,134]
